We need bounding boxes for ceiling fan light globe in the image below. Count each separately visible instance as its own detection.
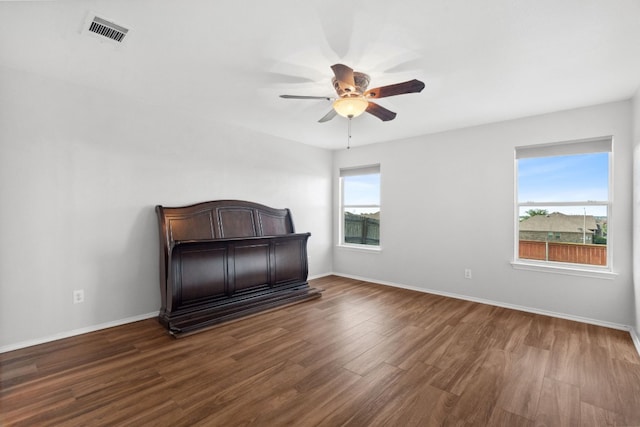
[333,97,368,118]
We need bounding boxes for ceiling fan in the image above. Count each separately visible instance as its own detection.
[280,64,425,123]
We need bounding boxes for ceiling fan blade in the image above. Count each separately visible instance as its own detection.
[280,95,332,100]
[318,109,337,123]
[366,102,397,121]
[364,79,425,99]
[331,63,356,92]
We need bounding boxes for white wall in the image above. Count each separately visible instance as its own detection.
[333,101,635,327]
[0,67,333,350]
[633,90,640,333]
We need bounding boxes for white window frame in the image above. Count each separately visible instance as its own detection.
[338,164,381,250]
[512,136,616,278]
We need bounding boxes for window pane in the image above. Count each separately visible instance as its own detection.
[341,167,380,247]
[344,212,379,245]
[518,206,607,265]
[518,153,608,203]
[516,141,610,269]
[343,174,380,206]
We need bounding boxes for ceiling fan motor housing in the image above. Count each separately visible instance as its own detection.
[332,71,370,97]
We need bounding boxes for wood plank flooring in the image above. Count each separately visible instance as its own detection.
[2,275,640,426]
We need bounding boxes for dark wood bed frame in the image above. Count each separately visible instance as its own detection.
[155,200,322,336]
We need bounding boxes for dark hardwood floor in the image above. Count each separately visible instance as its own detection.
[2,275,640,426]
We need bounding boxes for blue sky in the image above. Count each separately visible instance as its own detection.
[518,152,609,216]
[343,174,380,208]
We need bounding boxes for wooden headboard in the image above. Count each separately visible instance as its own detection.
[157,199,296,247]
[154,200,320,335]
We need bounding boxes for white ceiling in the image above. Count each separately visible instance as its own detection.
[2,0,640,150]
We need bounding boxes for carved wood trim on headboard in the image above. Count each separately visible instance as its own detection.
[157,200,295,246]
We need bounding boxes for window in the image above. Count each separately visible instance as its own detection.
[339,165,380,247]
[515,137,612,269]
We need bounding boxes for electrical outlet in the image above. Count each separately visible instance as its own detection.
[73,289,85,304]
[464,269,472,279]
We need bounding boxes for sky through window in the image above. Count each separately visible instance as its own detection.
[518,152,608,216]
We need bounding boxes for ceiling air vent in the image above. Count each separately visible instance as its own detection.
[83,14,129,44]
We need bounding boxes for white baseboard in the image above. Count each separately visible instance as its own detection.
[328,272,638,354]
[0,312,159,354]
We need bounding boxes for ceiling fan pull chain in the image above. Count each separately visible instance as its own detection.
[347,115,352,149]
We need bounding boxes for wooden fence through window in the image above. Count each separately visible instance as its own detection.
[344,216,379,245]
[519,240,607,266]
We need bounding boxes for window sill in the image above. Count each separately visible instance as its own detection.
[511,260,617,280]
[336,244,382,253]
